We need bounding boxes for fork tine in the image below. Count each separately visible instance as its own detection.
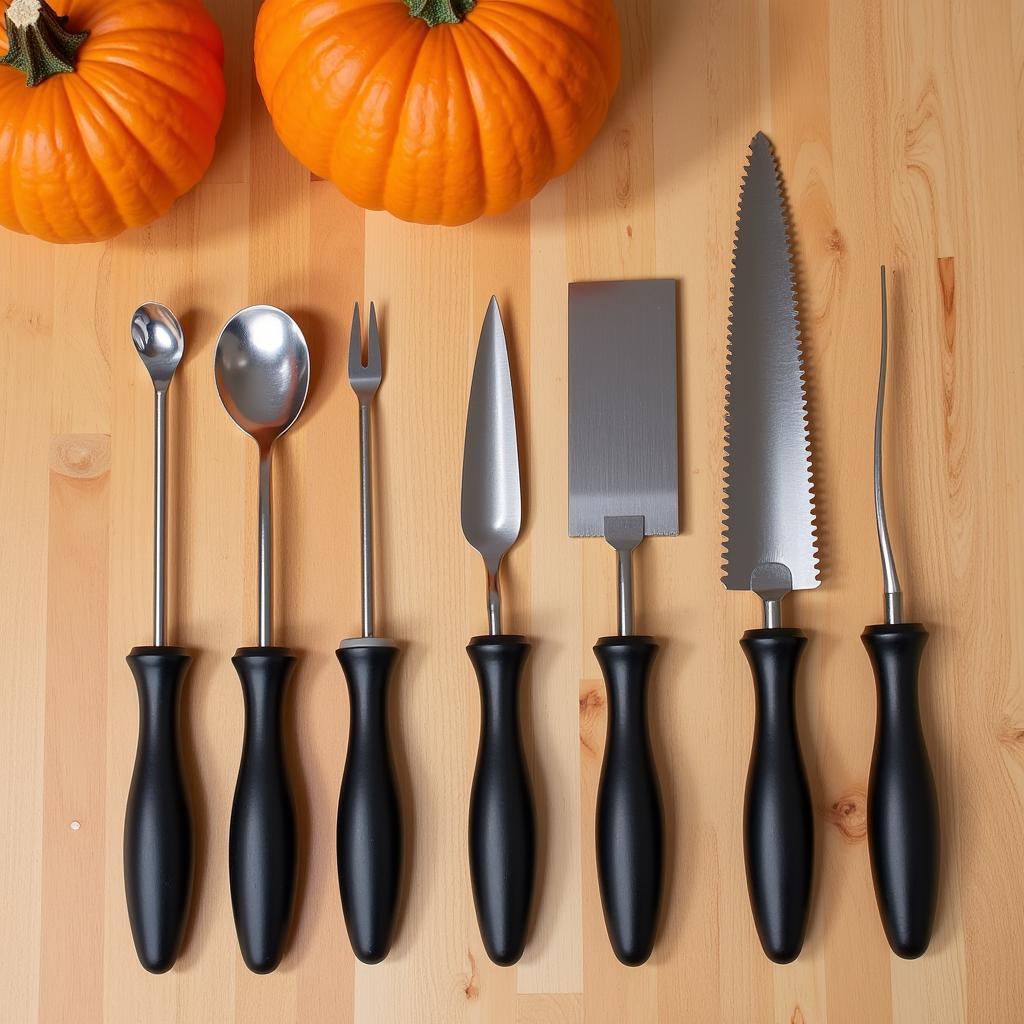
[349,302,364,380]
[367,302,382,379]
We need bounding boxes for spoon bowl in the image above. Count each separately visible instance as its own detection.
[214,306,310,450]
[132,303,185,391]
[214,305,310,649]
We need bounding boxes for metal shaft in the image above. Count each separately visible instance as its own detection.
[153,390,168,647]
[359,401,375,637]
[258,449,273,647]
[762,598,782,630]
[603,516,644,637]
[874,266,903,625]
[487,570,502,636]
[616,547,635,636]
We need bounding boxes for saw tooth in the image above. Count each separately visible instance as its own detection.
[720,131,819,591]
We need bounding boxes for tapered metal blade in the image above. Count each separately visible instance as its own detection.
[568,279,679,538]
[461,297,522,575]
[721,133,819,592]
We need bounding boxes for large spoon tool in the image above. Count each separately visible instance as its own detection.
[215,305,310,974]
[125,302,193,973]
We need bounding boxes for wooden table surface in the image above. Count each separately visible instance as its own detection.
[3,0,1023,1021]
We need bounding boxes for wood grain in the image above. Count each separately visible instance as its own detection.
[2,0,1023,1021]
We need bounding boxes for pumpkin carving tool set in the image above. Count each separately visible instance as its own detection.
[112,135,941,975]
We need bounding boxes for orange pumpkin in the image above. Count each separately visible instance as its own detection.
[0,0,225,244]
[254,0,621,226]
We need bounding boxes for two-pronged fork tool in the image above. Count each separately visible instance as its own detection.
[336,302,403,964]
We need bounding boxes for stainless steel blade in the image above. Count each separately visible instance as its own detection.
[568,279,679,538]
[569,279,678,636]
[722,132,819,600]
[461,296,522,634]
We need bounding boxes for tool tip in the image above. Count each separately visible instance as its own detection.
[485,294,504,327]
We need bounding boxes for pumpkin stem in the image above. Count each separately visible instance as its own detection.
[405,0,476,28]
[1,0,89,87]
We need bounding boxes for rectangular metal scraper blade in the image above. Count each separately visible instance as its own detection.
[569,279,679,538]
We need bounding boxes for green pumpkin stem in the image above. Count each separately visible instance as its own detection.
[405,0,476,28]
[1,0,89,87]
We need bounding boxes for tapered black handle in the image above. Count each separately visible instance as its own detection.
[862,623,938,958]
[741,628,813,964]
[467,635,535,966]
[229,647,298,974]
[594,636,664,966]
[336,640,402,964]
[124,646,193,973]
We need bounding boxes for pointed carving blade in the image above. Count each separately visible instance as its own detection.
[721,133,819,593]
[461,297,522,574]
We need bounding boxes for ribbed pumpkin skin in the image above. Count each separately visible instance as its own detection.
[0,0,225,244]
[254,0,621,226]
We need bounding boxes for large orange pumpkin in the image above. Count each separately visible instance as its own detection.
[254,0,621,226]
[0,0,225,244]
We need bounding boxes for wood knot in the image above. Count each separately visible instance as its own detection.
[997,716,1024,753]
[938,256,956,321]
[828,787,867,843]
[826,228,845,255]
[50,434,110,479]
[462,950,479,1001]
[791,1007,806,1024]
[579,686,605,756]
[613,127,634,207]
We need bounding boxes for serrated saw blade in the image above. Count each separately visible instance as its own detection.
[721,132,819,593]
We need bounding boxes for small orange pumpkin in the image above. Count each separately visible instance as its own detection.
[0,0,225,244]
[254,0,621,226]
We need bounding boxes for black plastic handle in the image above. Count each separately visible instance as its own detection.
[124,646,194,973]
[862,623,939,958]
[336,640,402,964]
[467,635,535,966]
[228,647,298,974]
[594,636,664,966]
[741,627,814,964]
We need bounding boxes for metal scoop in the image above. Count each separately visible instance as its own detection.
[214,305,309,974]
[124,303,193,973]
